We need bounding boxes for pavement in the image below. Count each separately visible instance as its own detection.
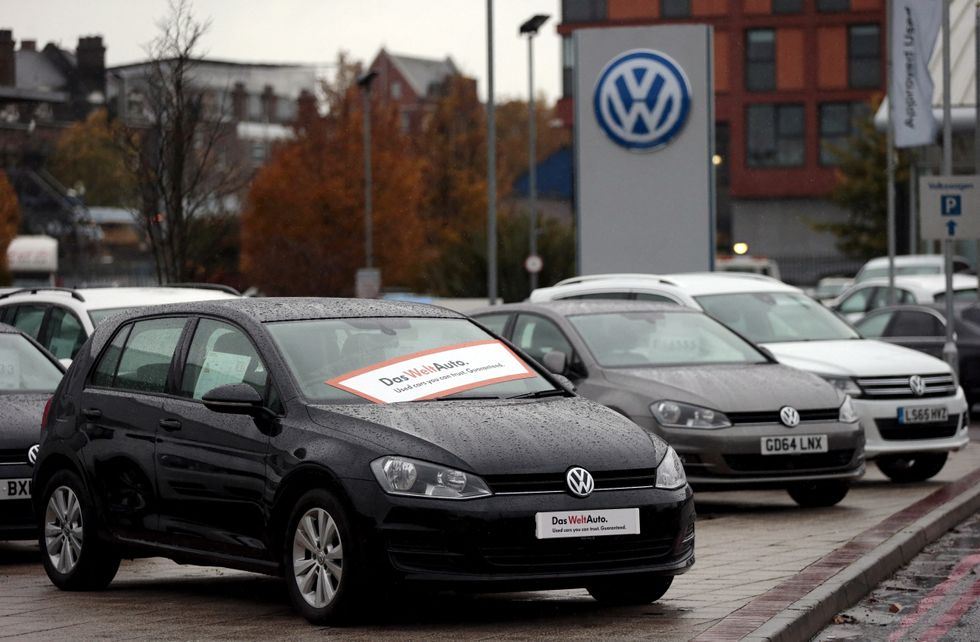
[0,434,978,640]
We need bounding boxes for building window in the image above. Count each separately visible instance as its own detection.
[746,30,775,92]
[562,0,607,22]
[772,0,803,13]
[746,103,805,168]
[251,141,268,165]
[391,81,402,99]
[562,35,575,98]
[818,0,850,12]
[819,102,869,165]
[661,0,691,18]
[848,25,881,88]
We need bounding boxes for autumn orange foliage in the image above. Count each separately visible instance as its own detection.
[0,172,20,285]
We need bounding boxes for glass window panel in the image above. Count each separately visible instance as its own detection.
[855,312,892,338]
[0,334,63,392]
[661,0,691,18]
[474,314,510,336]
[562,0,607,22]
[773,0,803,13]
[890,312,943,337]
[45,307,86,360]
[849,25,880,88]
[113,318,187,393]
[818,0,850,12]
[747,104,804,167]
[11,305,46,339]
[92,325,131,388]
[181,319,269,400]
[512,315,574,366]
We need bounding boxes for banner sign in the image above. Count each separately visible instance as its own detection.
[327,340,536,403]
[890,0,942,148]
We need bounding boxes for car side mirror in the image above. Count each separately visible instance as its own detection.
[202,383,265,416]
[541,350,568,376]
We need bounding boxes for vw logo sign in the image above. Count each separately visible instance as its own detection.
[779,406,801,428]
[909,375,926,397]
[566,466,595,498]
[27,444,39,466]
[593,49,693,151]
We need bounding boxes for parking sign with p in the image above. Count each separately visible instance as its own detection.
[941,195,962,216]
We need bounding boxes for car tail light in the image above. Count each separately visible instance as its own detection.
[41,397,53,432]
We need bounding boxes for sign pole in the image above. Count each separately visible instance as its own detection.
[941,0,957,373]
[975,0,980,304]
[886,0,897,305]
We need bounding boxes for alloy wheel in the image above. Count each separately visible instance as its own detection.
[292,507,344,608]
[44,486,84,574]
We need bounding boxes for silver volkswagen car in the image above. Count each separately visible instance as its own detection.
[472,301,865,507]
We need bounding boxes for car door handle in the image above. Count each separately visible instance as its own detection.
[159,418,182,432]
[82,408,102,420]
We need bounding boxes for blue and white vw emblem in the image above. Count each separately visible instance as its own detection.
[566,466,595,498]
[593,49,693,151]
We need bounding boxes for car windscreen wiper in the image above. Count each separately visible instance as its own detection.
[412,395,504,402]
[508,389,569,400]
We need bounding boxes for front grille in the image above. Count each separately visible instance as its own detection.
[724,449,855,473]
[875,415,960,440]
[726,408,839,425]
[855,374,956,399]
[484,468,657,495]
[0,449,28,465]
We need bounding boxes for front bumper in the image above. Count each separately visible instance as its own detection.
[345,479,695,591]
[635,418,866,491]
[1,465,36,540]
[852,388,970,458]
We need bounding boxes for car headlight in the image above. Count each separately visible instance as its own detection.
[370,456,492,500]
[651,401,732,428]
[656,447,687,490]
[838,396,859,423]
[821,376,862,397]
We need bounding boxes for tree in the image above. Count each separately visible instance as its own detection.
[122,0,247,283]
[241,55,426,296]
[49,109,136,207]
[814,103,908,259]
[0,172,20,285]
[494,98,569,199]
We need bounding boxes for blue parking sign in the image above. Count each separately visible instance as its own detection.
[941,194,962,216]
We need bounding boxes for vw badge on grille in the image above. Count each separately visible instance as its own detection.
[909,375,926,397]
[779,406,801,428]
[566,467,595,498]
[27,444,39,466]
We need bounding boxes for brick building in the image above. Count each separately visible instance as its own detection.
[557,0,887,282]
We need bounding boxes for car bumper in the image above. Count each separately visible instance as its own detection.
[636,419,866,490]
[853,389,970,458]
[345,480,695,591]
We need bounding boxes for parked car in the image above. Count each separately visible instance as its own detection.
[853,255,973,283]
[34,298,694,623]
[829,274,979,323]
[530,273,970,483]
[472,301,864,507]
[807,277,853,303]
[854,302,980,408]
[0,323,65,540]
[715,256,781,281]
[0,285,240,363]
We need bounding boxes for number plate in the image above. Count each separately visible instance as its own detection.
[535,508,640,540]
[760,434,828,455]
[0,478,32,500]
[898,406,948,424]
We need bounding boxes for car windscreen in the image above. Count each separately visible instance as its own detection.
[695,292,860,343]
[89,307,133,325]
[0,334,63,392]
[266,317,557,403]
[568,310,768,368]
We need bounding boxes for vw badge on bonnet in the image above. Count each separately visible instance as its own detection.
[566,467,595,498]
[909,375,926,397]
[779,406,801,428]
[28,444,39,466]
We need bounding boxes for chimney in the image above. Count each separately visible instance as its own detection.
[20,40,35,52]
[0,30,15,87]
[261,84,277,122]
[232,82,247,121]
[76,35,106,98]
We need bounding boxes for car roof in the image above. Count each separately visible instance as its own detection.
[0,286,241,310]
[539,272,799,298]
[853,274,978,292]
[473,300,700,317]
[861,255,960,268]
[108,297,466,324]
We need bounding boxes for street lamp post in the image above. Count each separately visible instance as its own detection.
[487,0,497,306]
[520,14,549,293]
[357,70,378,270]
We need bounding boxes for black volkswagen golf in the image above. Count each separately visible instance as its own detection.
[34,299,694,623]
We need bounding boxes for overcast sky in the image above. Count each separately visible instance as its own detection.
[6,0,563,102]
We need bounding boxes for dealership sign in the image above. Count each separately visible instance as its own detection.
[593,49,692,151]
[328,340,535,403]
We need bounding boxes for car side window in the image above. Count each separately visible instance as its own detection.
[837,288,871,314]
[112,317,187,393]
[512,314,575,365]
[92,324,133,387]
[869,287,912,310]
[45,307,86,360]
[854,311,892,338]
[888,311,943,338]
[180,319,270,401]
[10,304,47,339]
[475,313,510,337]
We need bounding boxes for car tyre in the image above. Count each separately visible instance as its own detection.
[283,488,365,625]
[876,452,948,483]
[39,470,120,591]
[786,480,850,507]
[587,574,673,605]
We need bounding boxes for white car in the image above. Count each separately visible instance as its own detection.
[531,272,970,483]
[0,285,240,362]
[830,274,979,323]
[854,255,973,283]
